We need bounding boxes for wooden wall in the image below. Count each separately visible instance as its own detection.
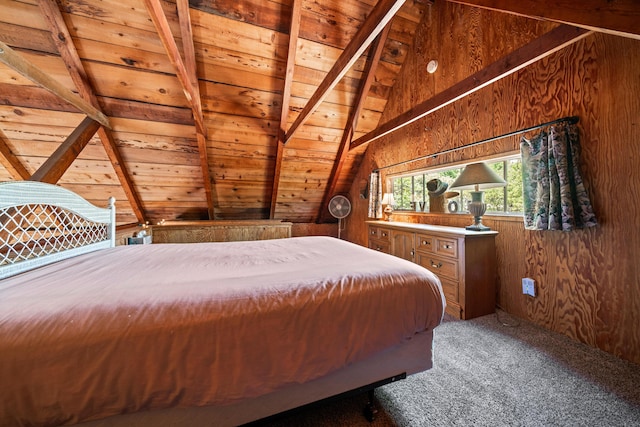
[344,2,640,364]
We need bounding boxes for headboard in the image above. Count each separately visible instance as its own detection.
[0,181,116,280]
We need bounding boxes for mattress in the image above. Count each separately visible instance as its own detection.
[0,236,444,426]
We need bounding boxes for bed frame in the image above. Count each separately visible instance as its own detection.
[0,181,115,281]
[0,181,435,426]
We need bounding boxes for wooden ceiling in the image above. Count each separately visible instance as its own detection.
[1,0,638,226]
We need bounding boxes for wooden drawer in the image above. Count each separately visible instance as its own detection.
[368,239,390,254]
[445,299,462,318]
[440,277,459,303]
[369,226,390,242]
[417,234,458,259]
[416,253,459,281]
[416,234,435,254]
[436,237,458,258]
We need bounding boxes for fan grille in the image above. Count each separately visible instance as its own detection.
[328,195,351,219]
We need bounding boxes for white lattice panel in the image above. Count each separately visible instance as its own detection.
[0,182,115,280]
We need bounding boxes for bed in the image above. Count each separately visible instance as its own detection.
[0,181,445,427]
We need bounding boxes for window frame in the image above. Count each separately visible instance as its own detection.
[387,153,523,216]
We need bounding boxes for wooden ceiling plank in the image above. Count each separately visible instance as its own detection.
[284,0,407,143]
[29,116,100,184]
[318,24,392,223]
[351,25,592,150]
[176,0,215,219]
[270,0,302,219]
[0,128,31,180]
[142,0,207,136]
[37,0,146,223]
[99,98,195,125]
[0,40,110,129]
[447,0,640,40]
[0,82,79,114]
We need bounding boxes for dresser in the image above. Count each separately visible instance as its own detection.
[367,221,497,320]
[152,220,292,243]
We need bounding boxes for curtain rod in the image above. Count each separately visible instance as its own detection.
[373,116,579,172]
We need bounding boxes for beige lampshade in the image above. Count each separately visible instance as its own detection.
[381,193,395,205]
[450,162,506,191]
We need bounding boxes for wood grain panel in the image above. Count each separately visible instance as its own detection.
[151,220,292,243]
[0,1,46,31]
[0,23,56,54]
[190,8,288,61]
[199,81,281,120]
[346,0,640,364]
[59,0,159,33]
[83,62,190,108]
[109,118,196,138]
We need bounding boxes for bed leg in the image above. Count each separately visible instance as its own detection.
[363,389,378,422]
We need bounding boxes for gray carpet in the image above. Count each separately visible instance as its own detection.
[261,312,640,426]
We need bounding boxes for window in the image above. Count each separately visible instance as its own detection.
[389,155,523,214]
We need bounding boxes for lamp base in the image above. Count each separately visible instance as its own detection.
[465,223,491,231]
[466,191,490,231]
[384,206,394,222]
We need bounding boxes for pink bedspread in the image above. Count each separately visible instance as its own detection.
[0,236,444,426]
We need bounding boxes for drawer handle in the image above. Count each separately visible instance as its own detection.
[376,247,382,251]
[444,244,452,249]
[410,249,415,256]
[371,230,376,235]
[382,232,387,237]
[422,240,431,245]
[430,260,443,269]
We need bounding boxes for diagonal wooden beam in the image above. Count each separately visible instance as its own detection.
[317,24,391,223]
[0,40,110,129]
[270,0,302,219]
[30,117,100,184]
[447,0,640,40]
[0,128,31,180]
[284,0,407,143]
[37,0,146,223]
[176,0,214,219]
[176,0,204,130]
[142,0,207,136]
[351,25,592,150]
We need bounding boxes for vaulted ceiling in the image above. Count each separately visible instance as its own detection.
[0,0,638,226]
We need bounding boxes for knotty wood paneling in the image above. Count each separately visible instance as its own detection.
[0,0,427,225]
[345,1,640,364]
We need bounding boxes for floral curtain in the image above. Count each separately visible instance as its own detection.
[520,120,597,231]
[368,171,382,219]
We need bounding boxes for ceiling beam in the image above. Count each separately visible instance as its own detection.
[270,0,302,219]
[145,0,215,219]
[0,129,31,180]
[37,0,146,223]
[351,25,592,150]
[176,0,215,219]
[143,0,207,136]
[447,0,640,40]
[29,117,100,184]
[0,40,110,129]
[317,24,391,223]
[284,0,407,142]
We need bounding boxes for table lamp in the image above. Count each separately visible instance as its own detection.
[381,192,395,221]
[450,162,506,231]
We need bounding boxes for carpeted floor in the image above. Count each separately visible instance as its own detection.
[258,312,640,426]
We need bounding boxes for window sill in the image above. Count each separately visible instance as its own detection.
[393,211,524,223]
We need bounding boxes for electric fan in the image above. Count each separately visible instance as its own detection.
[328,195,351,239]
